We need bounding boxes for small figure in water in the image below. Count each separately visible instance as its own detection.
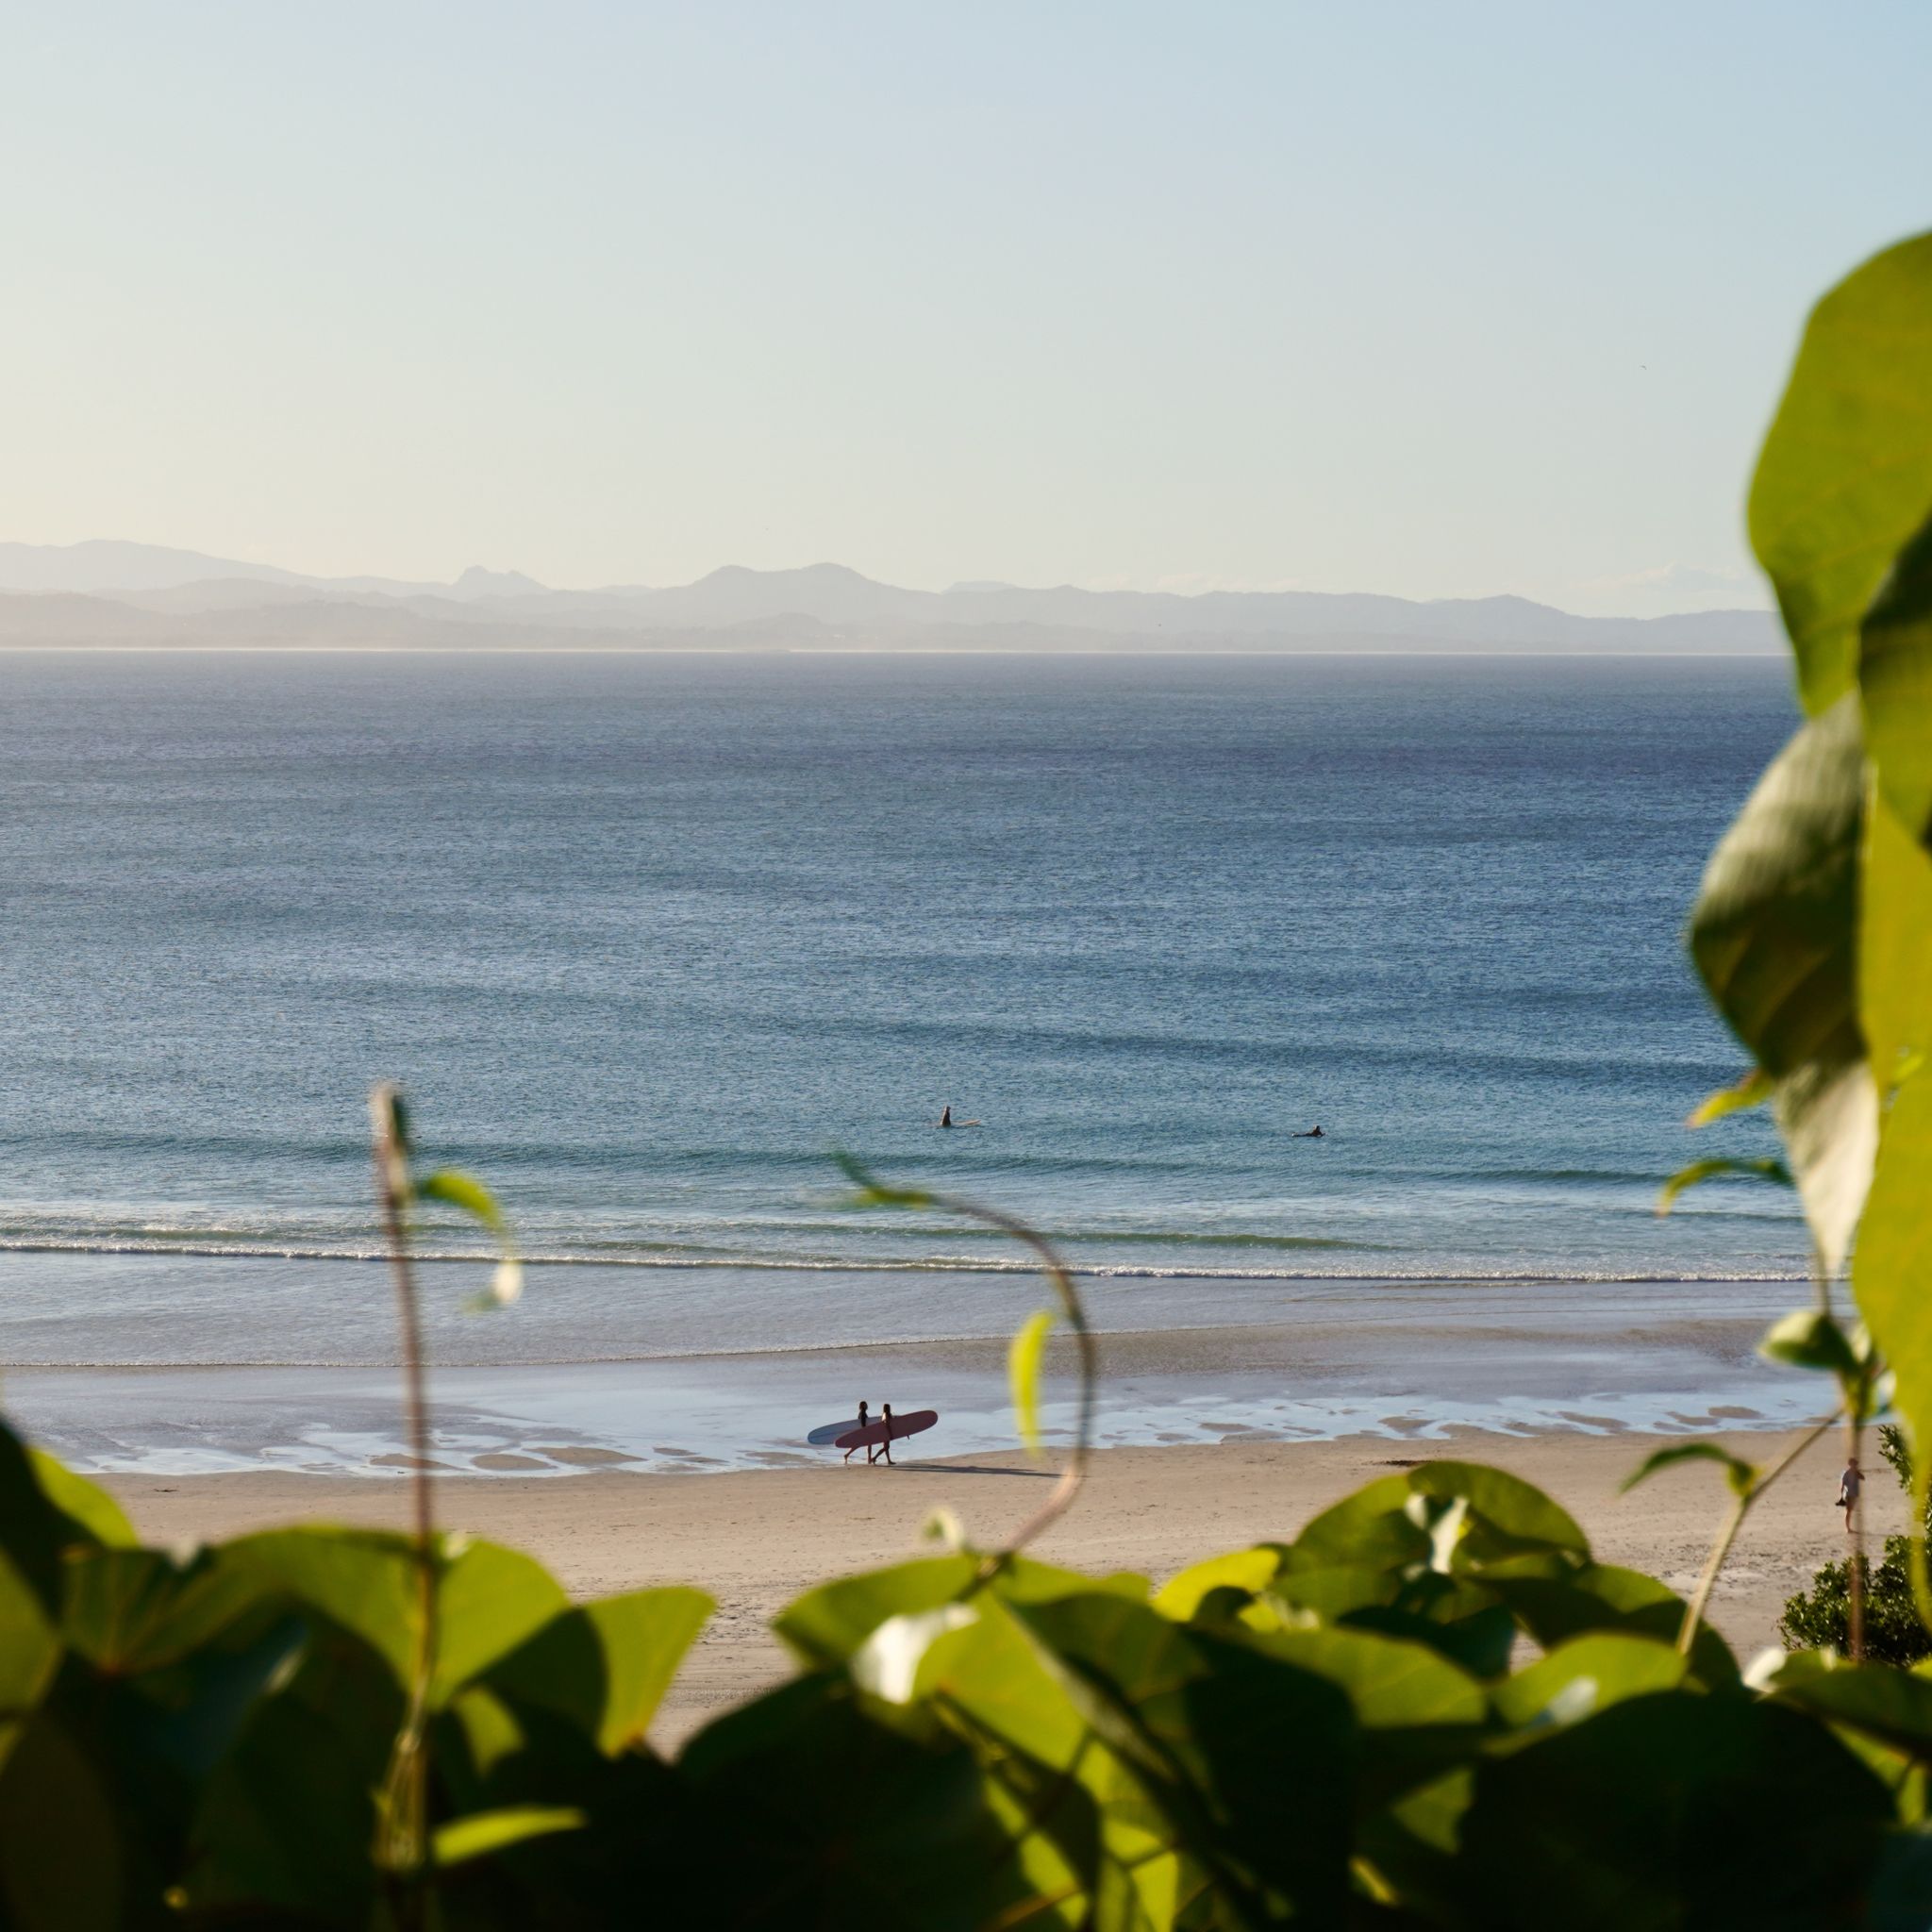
[1840,1456,1861,1532]
[937,1105,983,1127]
[1293,1124,1325,1139]
[844,1399,871,1464]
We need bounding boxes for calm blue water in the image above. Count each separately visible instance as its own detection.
[0,651,1805,1367]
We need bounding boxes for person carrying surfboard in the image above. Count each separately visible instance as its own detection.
[876,1402,895,1467]
[843,1400,871,1464]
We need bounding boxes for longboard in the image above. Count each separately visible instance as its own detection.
[807,1418,865,1447]
[834,1410,938,1451]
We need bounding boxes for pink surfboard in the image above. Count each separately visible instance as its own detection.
[833,1409,938,1451]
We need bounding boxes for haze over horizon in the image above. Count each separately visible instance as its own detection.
[0,534,1777,614]
[6,4,1929,616]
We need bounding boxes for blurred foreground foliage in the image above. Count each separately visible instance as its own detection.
[4,234,1932,1927]
[8,1418,1932,1931]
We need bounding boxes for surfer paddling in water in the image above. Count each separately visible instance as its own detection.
[938,1105,983,1127]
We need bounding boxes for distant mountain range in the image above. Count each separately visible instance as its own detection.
[0,541,1781,653]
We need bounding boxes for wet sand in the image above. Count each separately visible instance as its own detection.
[100,1426,1887,1745]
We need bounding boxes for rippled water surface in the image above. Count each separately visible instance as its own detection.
[0,650,1803,1365]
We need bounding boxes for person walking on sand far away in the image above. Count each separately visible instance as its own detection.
[1840,1455,1861,1533]
[844,1400,871,1465]
[875,1402,896,1468]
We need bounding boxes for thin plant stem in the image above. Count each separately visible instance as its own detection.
[886,1186,1094,1572]
[1678,1414,1837,1656]
[1678,1491,1751,1657]
[370,1082,438,1904]
[1809,1242,1864,1660]
[1846,1407,1866,1662]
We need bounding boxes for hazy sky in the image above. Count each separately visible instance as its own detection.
[5,4,1928,613]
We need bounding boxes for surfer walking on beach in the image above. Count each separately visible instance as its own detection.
[844,1400,871,1464]
[876,1402,896,1468]
[1840,1456,1861,1532]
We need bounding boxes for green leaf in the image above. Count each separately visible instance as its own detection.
[675,1673,1033,1925]
[1749,230,1932,717]
[0,1421,86,1618]
[1490,1634,1688,1733]
[1620,1441,1757,1499]
[224,1527,567,1705]
[60,1545,276,1675]
[414,1169,522,1307]
[1861,512,1932,841]
[1871,1829,1932,1932]
[775,1557,978,1668]
[1008,1308,1055,1459]
[1656,1156,1794,1214]
[433,1540,569,1703]
[1861,790,1932,1099]
[1289,1463,1590,1578]
[833,1153,933,1210]
[1687,696,1875,1270]
[904,1598,1174,1923]
[430,1804,584,1869]
[0,1554,58,1732]
[1765,1655,1932,1760]
[1460,1693,1891,1929]
[1481,1558,1740,1689]
[0,1715,122,1931]
[1006,1591,1357,1922]
[1340,1595,1519,1681]
[1856,1071,1932,1498]
[487,1587,712,1755]
[1685,1069,1775,1127]
[1759,1307,1864,1378]
[838,1554,1145,1707]
[184,1627,396,1924]
[26,1454,136,1550]
[1152,1548,1284,1623]
[415,1168,508,1234]
[1256,1624,1486,1732]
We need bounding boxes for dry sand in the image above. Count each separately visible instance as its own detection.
[102,1427,1889,1744]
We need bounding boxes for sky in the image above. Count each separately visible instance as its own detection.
[4,3,1929,616]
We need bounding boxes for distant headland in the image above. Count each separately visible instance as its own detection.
[0,541,1779,654]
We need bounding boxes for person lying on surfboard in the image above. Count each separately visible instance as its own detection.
[1293,1124,1324,1138]
[844,1399,870,1464]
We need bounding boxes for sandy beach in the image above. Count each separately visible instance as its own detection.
[100,1426,1886,1744]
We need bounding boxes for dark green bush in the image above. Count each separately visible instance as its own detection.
[1780,1542,1932,1665]
[1782,1428,1932,1664]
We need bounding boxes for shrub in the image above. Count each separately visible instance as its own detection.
[1781,1428,1932,1663]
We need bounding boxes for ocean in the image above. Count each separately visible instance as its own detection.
[0,649,1819,1468]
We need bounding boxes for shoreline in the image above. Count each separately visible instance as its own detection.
[7,1286,1825,1478]
[96,1429,1887,1745]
